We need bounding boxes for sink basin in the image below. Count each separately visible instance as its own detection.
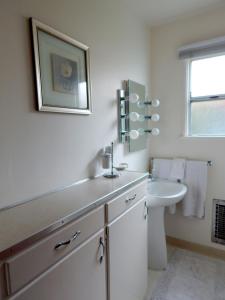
[147,180,187,207]
[147,179,187,271]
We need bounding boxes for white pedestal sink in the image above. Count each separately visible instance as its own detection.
[147,180,187,270]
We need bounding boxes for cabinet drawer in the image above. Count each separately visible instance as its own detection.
[10,230,106,300]
[5,205,104,295]
[106,180,147,223]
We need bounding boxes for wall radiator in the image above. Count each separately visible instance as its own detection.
[212,199,225,245]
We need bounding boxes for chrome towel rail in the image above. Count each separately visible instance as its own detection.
[150,158,212,167]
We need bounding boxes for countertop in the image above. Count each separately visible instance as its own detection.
[0,171,148,259]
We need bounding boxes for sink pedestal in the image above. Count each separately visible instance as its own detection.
[148,206,167,270]
[147,179,187,270]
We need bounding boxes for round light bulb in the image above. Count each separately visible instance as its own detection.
[137,100,145,108]
[129,93,139,103]
[129,112,139,122]
[138,114,145,122]
[151,114,160,122]
[129,130,139,140]
[152,99,160,107]
[138,128,145,136]
[151,128,160,136]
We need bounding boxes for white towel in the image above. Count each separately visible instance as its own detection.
[168,159,186,214]
[169,158,186,182]
[182,160,208,218]
[153,159,172,179]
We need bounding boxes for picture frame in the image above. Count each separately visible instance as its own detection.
[30,18,92,114]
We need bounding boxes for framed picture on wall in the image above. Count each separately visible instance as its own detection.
[30,18,92,114]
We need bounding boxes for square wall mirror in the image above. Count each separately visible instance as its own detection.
[127,80,147,152]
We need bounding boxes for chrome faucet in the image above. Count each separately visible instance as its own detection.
[148,173,155,181]
[148,167,156,181]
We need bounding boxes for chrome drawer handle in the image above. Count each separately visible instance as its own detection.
[54,231,81,250]
[54,240,70,250]
[125,194,137,203]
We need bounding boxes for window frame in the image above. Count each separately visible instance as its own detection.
[186,53,225,137]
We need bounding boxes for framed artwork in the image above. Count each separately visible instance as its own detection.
[31,18,92,114]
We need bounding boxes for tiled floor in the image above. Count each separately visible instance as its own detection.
[146,269,163,299]
[147,246,225,300]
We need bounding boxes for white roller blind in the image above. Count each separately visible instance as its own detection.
[178,35,225,59]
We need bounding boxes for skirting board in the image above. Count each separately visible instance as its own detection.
[166,236,225,261]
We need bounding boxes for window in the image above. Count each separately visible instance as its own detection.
[187,54,225,137]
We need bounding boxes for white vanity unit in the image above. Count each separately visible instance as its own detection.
[0,171,148,300]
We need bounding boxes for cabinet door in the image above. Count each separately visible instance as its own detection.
[107,198,148,300]
[12,230,106,300]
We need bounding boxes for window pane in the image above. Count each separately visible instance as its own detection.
[191,100,225,136]
[191,55,225,98]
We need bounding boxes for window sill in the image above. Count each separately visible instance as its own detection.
[181,135,225,139]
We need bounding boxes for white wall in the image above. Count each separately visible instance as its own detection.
[0,0,151,209]
[150,7,225,250]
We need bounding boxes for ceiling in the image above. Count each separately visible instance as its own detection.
[122,0,225,26]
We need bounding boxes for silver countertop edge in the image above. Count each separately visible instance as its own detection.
[0,174,103,213]
[0,172,148,259]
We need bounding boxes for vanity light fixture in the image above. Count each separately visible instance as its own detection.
[138,98,160,108]
[129,93,140,103]
[119,93,140,103]
[130,112,160,122]
[121,128,160,140]
[144,98,160,107]
[118,83,160,145]
[129,95,160,108]
[129,112,140,122]
[145,128,160,136]
[130,130,140,140]
[120,92,160,108]
[120,130,139,140]
[146,114,160,122]
[137,128,160,136]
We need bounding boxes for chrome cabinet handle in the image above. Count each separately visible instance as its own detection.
[98,237,105,264]
[144,201,149,220]
[54,231,81,250]
[71,231,81,241]
[125,193,137,203]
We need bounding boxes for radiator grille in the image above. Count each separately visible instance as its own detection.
[212,199,225,245]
